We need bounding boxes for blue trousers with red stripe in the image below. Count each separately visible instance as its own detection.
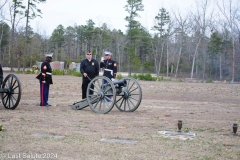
[40,81,50,106]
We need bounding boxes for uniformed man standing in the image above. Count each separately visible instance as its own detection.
[100,51,117,81]
[80,51,99,99]
[36,54,53,107]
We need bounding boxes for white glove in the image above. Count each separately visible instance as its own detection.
[101,57,104,62]
[111,78,115,81]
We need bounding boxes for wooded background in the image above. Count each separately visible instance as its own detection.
[0,0,240,82]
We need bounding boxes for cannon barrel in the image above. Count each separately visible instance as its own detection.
[113,79,127,88]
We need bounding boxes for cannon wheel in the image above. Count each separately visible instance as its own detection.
[1,74,22,109]
[86,76,116,114]
[115,77,142,112]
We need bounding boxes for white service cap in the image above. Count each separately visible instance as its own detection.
[104,51,112,56]
[45,53,53,58]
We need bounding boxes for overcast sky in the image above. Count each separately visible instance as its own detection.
[28,0,196,36]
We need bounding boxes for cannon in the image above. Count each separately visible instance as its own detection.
[0,74,22,109]
[71,76,142,114]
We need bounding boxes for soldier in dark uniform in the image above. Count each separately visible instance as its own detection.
[36,54,53,107]
[100,51,117,102]
[100,51,117,81]
[80,51,99,99]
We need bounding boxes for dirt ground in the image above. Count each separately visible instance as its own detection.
[0,72,240,160]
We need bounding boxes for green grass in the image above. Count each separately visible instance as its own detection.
[19,68,83,77]
[130,72,172,81]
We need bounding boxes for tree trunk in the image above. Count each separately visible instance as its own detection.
[0,24,3,64]
[175,45,182,78]
[157,41,164,77]
[23,0,31,72]
[219,53,222,80]
[151,41,158,77]
[191,39,201,79]
[117,46,121,72]
[231,40,235,83]
[202,51,206,80]
[166,41,169,77]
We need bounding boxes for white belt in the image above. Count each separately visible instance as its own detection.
[46,72,52,75]
[104,69,113,76]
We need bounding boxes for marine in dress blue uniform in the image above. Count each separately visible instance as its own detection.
[36,54,53,107]
[100,51,117,102]
[80,51,99,99]
[100,51,117,81]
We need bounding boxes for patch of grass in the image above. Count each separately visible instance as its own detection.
[129,73,172,81]
[15,71,24,74]
[207,128,217,133]
[52,69,64,75]
[160,136,171,141]
[156,76,172,82]
[202,156,214,160]
[195,128,205,132]
[130,73,156,81]
[184,128,190,133]
[178,79,183,82]
[116,74,123,80]
[66,69,82,77]
[0,125,3,131]
[43,137,50,140]
[15,69,39,74]
[25,69,32,74]
[206,78,212,83]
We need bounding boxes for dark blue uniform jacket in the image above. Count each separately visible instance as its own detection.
[100,59,117,79]
[36,61,53,84]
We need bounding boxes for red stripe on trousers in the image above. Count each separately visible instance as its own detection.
[41,82,44,106]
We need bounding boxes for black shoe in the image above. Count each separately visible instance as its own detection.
[45,104,51,107]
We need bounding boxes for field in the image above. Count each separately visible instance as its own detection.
[0,73,240,160]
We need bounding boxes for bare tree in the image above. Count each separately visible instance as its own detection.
[189,0,211,80]
[172,10,190,79]
[23,0,46,71]
[152,8,170,77]
[111,30,128,72]
[0,0,8,11]
[217,0,240,83]
[165,20,175,77]
[0,0,9,64]
[124,0,144,75]
[7,0,25,71]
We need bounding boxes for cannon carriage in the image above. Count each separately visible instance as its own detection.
[0,74,22,110]
[71,76,142,114]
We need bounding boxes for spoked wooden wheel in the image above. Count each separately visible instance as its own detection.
[86,76,116,114]
[115,77,142,112]
[1,74,22,109]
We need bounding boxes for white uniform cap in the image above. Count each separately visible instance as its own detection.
[104,51,112,56]
[45,53,53,58]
